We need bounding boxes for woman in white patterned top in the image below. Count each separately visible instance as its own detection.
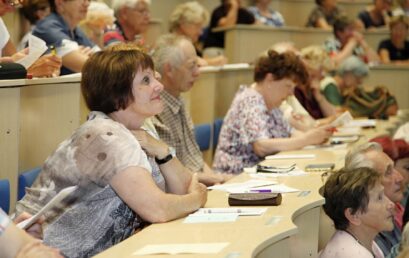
[16,46,207,258]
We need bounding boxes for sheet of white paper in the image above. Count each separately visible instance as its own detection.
[334,127,361,136]
[331,111,353,127]
[195,207,267,216]
[133,243,230,255]
[184,213,238,223]
[330,135,360,143]
[344,119,377,128]
[208,179,277,193]
[265,154,316,160]
[17,186,78,230]
[16,35,48,69]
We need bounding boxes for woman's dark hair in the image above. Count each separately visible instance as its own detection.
[20,0,49,24]
[254,50,309,85]
[323,167,381,230]
[333,15,354,38]
[315,0,324,6]
[81,49,154,114]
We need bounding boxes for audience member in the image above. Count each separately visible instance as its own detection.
[151,34,230,185]
[320,167,394,258]
[248,0,284,27]
[33,0,98,75]
[306,0,343,29]
[324,16,380,65]
[0,208,63,258]
[169,1,227,66]
[18,0,50,50]
[390,223,409,258]
[104,0,150,47]
[79,1,115,48]
[321,56,398,118]
[393,0,409,17]
[213,50,333,174]
[295,45,337,120]
[16,47,207,257]
[357,0,393,29]
[378,15,409,64]
[204,0,255,50]
[345,142,404,256]
[0,0,61,77]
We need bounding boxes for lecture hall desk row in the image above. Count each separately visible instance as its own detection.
[1,64,408,210]
[94,117,405,258]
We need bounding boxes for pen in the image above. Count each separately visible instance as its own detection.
[250,189,272,193]
[50,45,56,55]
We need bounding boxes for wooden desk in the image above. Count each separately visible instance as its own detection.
[0,74,84,209]
[221,25,388,64]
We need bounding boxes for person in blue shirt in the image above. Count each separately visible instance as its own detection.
[33,0,100,75]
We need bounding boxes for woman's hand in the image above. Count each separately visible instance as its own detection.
[304,125,334,145]
[13,212,44,239]
[27,54,62,78]
[16,241,63,258]
[132,129,169,159]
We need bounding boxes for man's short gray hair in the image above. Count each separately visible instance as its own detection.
[152,34,189,75]
[344,142,383,170]
[111,0,150,17]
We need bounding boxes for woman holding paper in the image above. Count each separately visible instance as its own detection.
[213,50,333,174]
[320,167,394,258]
[16,47,207,257]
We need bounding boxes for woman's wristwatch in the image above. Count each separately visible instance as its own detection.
[155,147,176,165]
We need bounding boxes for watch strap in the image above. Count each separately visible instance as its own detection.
[155,153,173,165]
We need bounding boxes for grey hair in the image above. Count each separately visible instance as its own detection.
[111,0,150,17]
[344,142,383,170]
[338,56,369,77]
[152,34,188,75]
[169,1,209,33]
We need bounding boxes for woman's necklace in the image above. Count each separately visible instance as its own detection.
[343,230,375,258]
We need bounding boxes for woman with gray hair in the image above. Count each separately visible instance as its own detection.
[320,167,394,258]
[169,1,227,66]
[320,56,397,118]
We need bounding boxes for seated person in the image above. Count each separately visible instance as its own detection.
[357,0,393,29]
[204,0,255,50]
[345,142,404,256]
[390,222,409,258]
[320,167,394,258]
[378,15,409,64]
[18,0,50,50]
[1,208,63,258]
[295,45,337,120]
[79,1,115,49]
[169,1,227,66]
[248,0,284,27]
[306,0,343,29]
[16,46,207,257]
[393,0,409,17]
[324,16,380,66]
[320,56,398,118]
[213,50,333,174]
[104,0,150,47]
[0,0,61,77]
[33,0,99,75]
[152,34,230,185]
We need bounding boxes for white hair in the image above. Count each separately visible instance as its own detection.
[344,142,383,170]
[152,34,190,75]
[111,0,150,17]
[169,1,209,32]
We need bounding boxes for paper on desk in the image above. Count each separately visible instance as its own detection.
[330,135,360,143]
[331,111,353,128]
[303,143,348,150]
[208,179,277,193]
[344,119,377,128]
[184,213,238,223]
[265,154,316,160]
[133,243,230,255]
[195,207,268,216]
[16,35,48,69]
[334,127,361,136]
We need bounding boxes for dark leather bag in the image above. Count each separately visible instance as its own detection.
[0,63,27,80]
[228,193,282,206]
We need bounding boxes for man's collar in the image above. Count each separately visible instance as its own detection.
[161,90,183,114]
